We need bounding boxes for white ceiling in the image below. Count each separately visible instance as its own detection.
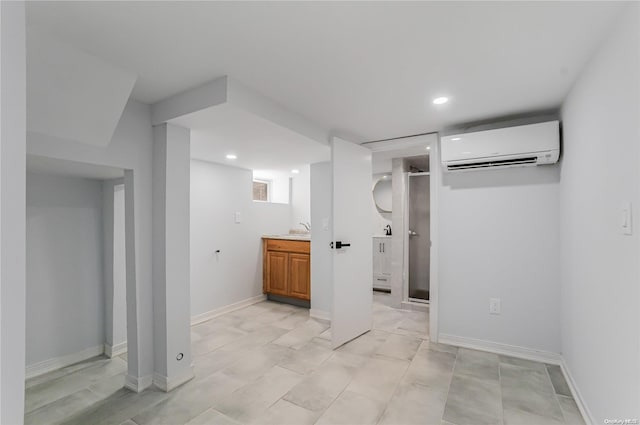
[171,104,329,171]
[26,2,624,141]
[27,155,125,180]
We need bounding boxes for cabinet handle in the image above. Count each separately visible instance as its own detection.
[382,243,384,253]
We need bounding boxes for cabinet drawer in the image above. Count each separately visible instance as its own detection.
[265,239,310,254]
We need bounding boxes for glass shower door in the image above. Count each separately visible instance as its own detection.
[408,174,430,301]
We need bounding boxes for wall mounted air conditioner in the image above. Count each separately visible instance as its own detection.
[441,121,560,172]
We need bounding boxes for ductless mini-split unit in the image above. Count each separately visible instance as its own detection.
[441,120,560,172]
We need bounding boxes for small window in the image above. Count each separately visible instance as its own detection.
[252,179,270,202]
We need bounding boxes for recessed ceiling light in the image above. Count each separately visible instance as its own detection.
[291,169,300,174]
[382,175,388,179]
[452,137,461,141]
[432,96,449,105]
[226,154,237,160]
[426,146,431,150]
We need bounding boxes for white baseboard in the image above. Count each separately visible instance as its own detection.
[152,365,195,392]
[560,358,595,425]
[125,374,153,393]
[438,333,562,365]
[309,308,331,323]
[191,294,267,326]
[104,341,127,358]
[25,345,105,380]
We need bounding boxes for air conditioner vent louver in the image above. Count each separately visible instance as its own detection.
[446,156,538,171]
[441,121,560,172]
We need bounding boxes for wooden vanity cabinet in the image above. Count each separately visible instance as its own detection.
[263,238,311,300]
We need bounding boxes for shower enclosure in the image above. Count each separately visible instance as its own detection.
[407,172,430,302]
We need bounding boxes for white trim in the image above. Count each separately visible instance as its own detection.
[125,374,153,393]
[364,132,438,152]
[438,334,562,365]
[309,309,331,323]
[190,294,267,326]
[428,137,440,342]
[25,345,104,379]
[560,358,595,425]
[104,341,127,358]
[152,365,195,392]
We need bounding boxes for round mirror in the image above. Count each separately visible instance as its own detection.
[372,177,392,212]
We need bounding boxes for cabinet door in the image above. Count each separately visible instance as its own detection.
[372,238,382,276]
[381,241,392,275]
[266,251,288,296]
[288,253,310,300]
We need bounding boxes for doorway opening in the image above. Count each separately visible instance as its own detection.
[24,155,133,422]
[368,133,439,341]
[407,171,430,304]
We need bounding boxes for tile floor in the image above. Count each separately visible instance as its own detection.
[25,295,585,425]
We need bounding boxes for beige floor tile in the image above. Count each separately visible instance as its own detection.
[25,389,104,425]
[278,339,334,374]
[315,390,385,425]
[546,364,572,397]
[284,361,356,411]
[501,374,564,422]
[219,343,293,382]
[346,355,410,403]
[443,374,502,425]
[191,327,247,356]
[336,329,388,357]
[376,333,422,361]
[453,348,500,382]
[499,355,547,372]
[503,407,566,425]
[251,399,320,425]
[272,319,329,349]
[500,363,555,395]
[404,342,456,390]
[184,408,240,425]
[132,371,245,425]
[211,366,303,423]
[378,381,448,425]
[557,395,586,425]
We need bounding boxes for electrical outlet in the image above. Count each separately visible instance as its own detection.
[234,212,242,224]
[489,298,501,315]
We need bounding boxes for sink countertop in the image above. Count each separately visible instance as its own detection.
[263,234,311,241]
[373,234,392,238]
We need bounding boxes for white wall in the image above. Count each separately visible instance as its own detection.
[438,166,561,353]
[112,184,127,347]
[310,162,332,317]
[190,160,290,317]
[290,164,311,231]
[560,5,640,422]
[27,99,154,385]
[0,2,27,422]
[152,123,193,389]
[26,173,104,366]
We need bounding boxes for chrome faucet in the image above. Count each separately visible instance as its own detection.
[384,225,392,236]
[300,222,311,232]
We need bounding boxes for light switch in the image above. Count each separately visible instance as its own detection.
[234,212,242,224]
[322,217,329,231]
[620,202,632,235]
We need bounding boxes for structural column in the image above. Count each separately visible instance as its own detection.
[152,123,193,391]
[0,1,27,423]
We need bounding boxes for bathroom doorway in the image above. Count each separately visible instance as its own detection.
[407,170,430,302]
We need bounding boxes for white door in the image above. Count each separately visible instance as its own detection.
[331,137,373,348]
